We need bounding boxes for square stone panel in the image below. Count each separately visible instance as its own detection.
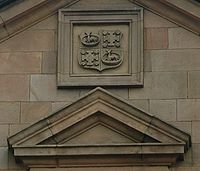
[58,8,143,87]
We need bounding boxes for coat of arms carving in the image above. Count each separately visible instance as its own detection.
[78,30,123,71]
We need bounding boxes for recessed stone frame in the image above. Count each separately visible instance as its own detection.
[8,88,191,168]
[57,8,143,87]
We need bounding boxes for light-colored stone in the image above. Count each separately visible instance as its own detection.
[0,75,29,101]
[169,27,200,49]
[150,100,176,121]
[188,71,200,98]
[9,124,30,136]
[144,10,177,28]
[144,51,152,72]
[144,28,168,49]
[30,75,80,101]
[192,122,200,143]
[0,103,20,123]
[177,99,200,121]
[29,14,57,30]
[0,30,55,52]
[175,167,200,171]
[193,144,200,166]
[168,121,191,135]
[42,52,56,74]
[149,49,200,71]
[0,125,9,147]
[52,102,72,112]
[0,52,41,74]
[21,102,52,123]
[129,100,149,112]
[0,147,8,169]
[129,72,187,99]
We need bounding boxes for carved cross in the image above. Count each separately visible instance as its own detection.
[102,31,121,48]
[81,50,99,66]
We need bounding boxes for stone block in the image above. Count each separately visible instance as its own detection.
[21,102,52,123]
[0,147,8,169]
[169,27,200,49]
[149,49,200,71]
[52,102,72,112]
[9,124,30,136]
[0,125,9,147]
[144,10,176,28]
[193,143,200,166]
[29,14,57,30]
[150,100,176,121]
[0,30,55,52]
[144,51,152,72]
[129,72,187,99]
[129,100,149,112]
[144,28,168,49]
[168,121,191,135]
[0,75,29,101]
[192,122,200,143]
[188,71,200,98]
[42,52,56,74]
[30,75,80,101]
[0,52,41,74]
[175,167,200,171]
[0,103,20,123]
[177,99,200,121]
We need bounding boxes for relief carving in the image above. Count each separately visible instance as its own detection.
[78,30,123,71]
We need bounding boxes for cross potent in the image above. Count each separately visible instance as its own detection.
[81,50,99,66]
[102,30,121,48]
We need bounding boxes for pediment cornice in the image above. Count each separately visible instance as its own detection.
[8,87,191,168]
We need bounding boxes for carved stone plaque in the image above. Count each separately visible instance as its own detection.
[58,8,143,87]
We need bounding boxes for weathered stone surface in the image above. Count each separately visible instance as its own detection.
[42,52,56,74]
[0,125,9,147]
[169,28,200,49]
[144,51,152,72]
[29,14,57,30]
[0,102,20,123]
[21,102,52,123]
[0,147,8,169]
[177,99,200,121]
[192,122,200,143]
[150,100,176,121]
[144,28,168,49]
[129,72,187,99]
[175,167,200,171]
[9,124,30,136]
[193,144,200,166]
[0,30,55,51]
[0,75,29,101]
[129,99,149,112]
[0,52,41,74]
[149,49,200,71]
[144,10,176,28]
[52,102,72,112]
[168,121,191,135]
[30,75,80,101]
[188,71,200,98]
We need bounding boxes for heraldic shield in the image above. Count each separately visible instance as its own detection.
[78,30,123,71]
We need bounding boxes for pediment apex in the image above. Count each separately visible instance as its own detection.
[8,87,191,167]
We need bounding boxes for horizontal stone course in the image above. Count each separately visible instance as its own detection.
[0,52,41,74]
[188,71,200,98]
[192,122,200,143]
[0,75,29,101]
[177,99,200,121]
[168,27,200,49]
[0,30,55,52]
[144,28,168,50]
[0,102,20,123]
[149,49,200,71]
[21,102,52,123]
[129,72,187,99]
[30,75,80,101]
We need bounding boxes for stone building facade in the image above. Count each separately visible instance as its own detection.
[0,0,200,171]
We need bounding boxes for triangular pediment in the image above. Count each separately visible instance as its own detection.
[8,87,191,168]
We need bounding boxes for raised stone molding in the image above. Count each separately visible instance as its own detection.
[8,87,191,168]
[57,6,144,87]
